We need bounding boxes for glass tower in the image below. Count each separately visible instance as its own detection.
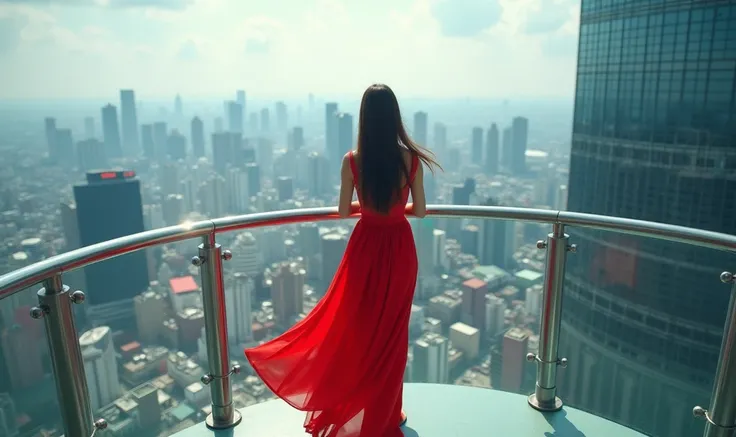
[562,2,736,436]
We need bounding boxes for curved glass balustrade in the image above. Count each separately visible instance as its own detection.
[0,206,734,437]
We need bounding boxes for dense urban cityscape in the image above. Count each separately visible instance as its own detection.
[0,89,572,437]
[1,1,736,437]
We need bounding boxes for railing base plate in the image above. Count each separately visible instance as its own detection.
[528,394,563,412]
[205,410,242,430]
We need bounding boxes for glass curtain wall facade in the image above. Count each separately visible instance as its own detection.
[563,1,736,436]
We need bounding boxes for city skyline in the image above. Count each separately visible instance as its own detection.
[0,0,580,99]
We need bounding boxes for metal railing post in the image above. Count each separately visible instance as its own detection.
[192,233,242,429]
[527,223,575,412]
[30,274,107,437]
[694,271,736,437]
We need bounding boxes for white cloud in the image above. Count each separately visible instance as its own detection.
[0,0,581,99]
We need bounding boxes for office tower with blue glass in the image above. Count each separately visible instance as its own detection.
[562,2,736,436]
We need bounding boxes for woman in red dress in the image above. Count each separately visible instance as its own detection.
[245,84,440,437]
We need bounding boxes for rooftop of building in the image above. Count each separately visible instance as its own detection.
[170,276,199,294]
[462,277,487,290]
[450,322,479,336]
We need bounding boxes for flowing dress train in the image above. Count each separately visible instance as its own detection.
[245,151,419,437]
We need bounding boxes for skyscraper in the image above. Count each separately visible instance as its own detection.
[74,171,148,327]
[191,117,205,158]
[120,89,139,156]
[275,101,288,132]
[140,124,155,158]
[471,127,483,163]
[44,117,57,158]
[290,126,304,151]
[212,132,241,172]
[152,122,168,161]
[501,126,512,170]
[413,111,428,146]
[412,332,449,384]
[562,3,736,436]
[166,130,187,161]
[101,104,122,158]
[510,117,528,174]
[433,122,447,152]
[76,139,107,172]
[227,101,244,134]
[174,94,183,117]
[55,128,75,168]
[226,273,253,345]
[337,113,353,159]
[485,123,499,174]
[270,262,305,326]
[325,102,339,166]
[80,326,121,412]
[84,116,95,139]
[260,107,270,132]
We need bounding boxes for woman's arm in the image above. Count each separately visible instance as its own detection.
[337,154,356,218]
[407,162,426,218]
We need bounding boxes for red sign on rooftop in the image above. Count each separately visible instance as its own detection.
[169,276,199,294]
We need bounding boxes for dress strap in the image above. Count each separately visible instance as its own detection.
[348,151,358,183]
[409,153,419,183]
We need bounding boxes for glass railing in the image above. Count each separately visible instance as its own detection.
[0,206,734,437]
[558,226,736,437]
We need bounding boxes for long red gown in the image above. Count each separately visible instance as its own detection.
[244,151,419,437]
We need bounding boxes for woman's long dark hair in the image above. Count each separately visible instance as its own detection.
[356,84,441,214]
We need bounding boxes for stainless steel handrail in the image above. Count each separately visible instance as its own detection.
[0,205,734,437]
[3,205,735,300]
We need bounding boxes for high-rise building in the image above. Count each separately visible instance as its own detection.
[245,163,261,197]
[461,278,488,334]
[501,126,512,170]
[433,122,447,152]
[412,332,449,384]
[325,102,339,165]
[84,116,95,139]
[120,89,139,156]
[336,113,353,159]
[0,393,18,437]
[500,327,528,393]
[76,139,107,173]
[55,128,75,167]
[277,176,293,201]
[321,232,347,283]
[561,3,736,436]
[413,111,428,146]
[307,151,329,197]
[510,117,528,174]
[480,199,513,269]
[471,127,483,163]
[486,123,499,174]
[152,122,168,161]
[231,232,263,277]
[1,324,43,391]
[44,117,57,158]
[101,104,122,158]
[236,90,246,112]
[290,126,304,151]
[226,167,250,214]
[260,107,270,132]
[174,94,183,117]
[80,326,121,411]
[74,171,148,327]
[166,130,187,161]
[226,273,253,345]
[227,101,244,134]
[198,176,227,218]
[191,117,205,158]
[275,101,288,131]
[140,124,155,158]
[270,262,306,325]
[212,132,241,172]
[248,112,258,133]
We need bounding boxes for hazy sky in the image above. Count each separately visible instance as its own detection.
[0,0,580,100]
